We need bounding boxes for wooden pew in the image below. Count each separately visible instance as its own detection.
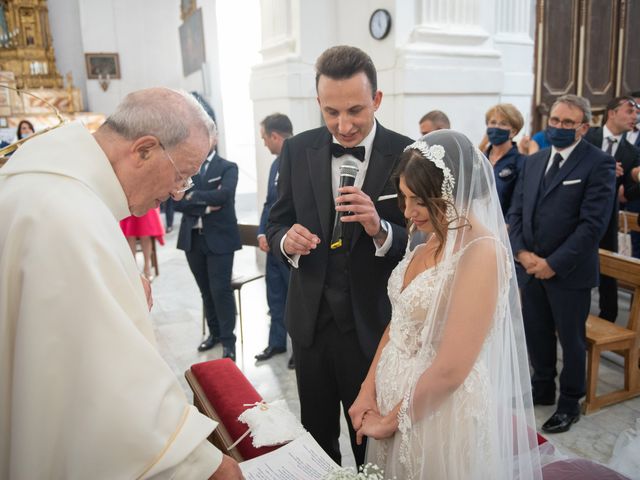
[619,210,640,234]
[584,249,640,413]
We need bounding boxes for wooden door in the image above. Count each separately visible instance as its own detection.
[533,0,639,131]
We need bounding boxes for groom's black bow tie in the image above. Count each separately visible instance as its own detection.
[331,143,366,162]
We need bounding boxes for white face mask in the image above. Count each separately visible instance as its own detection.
[21,132,32,139]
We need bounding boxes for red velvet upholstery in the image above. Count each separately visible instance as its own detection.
[541,459,630,479]
[190,359,279,460]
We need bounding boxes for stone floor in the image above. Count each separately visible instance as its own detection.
[148,209,640,470]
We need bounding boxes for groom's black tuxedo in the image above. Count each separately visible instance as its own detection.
[267,121,412,464]
[267,123,412,358]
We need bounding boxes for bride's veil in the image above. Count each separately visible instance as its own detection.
[392,130,541,479]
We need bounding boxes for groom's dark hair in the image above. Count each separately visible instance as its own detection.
[315,45,378,98]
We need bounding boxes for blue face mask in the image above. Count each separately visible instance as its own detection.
[547,126,576,148]
[486,127,511,146]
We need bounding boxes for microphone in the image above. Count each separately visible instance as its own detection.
[330,159,360,249]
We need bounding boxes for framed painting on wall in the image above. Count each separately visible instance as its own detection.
[85,53,121,79]
[179,7,206,77]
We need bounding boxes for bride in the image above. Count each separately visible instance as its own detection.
[348,130,542,479]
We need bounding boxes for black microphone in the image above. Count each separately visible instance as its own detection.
[330,159,360,249]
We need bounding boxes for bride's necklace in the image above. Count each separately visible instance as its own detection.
[417,234,442,269]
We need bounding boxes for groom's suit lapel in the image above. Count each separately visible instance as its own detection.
[306,130,333,241]
[351,124,396,249]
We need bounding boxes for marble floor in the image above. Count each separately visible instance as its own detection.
[149,210,640,469]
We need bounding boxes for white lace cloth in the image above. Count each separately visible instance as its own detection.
[367,237,504,479]
[237,400,306,448]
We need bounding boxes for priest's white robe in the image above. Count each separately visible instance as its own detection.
[0,123,222,479]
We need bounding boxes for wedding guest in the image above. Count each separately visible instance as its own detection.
[484,103,526,217]
[419,110,450,136]
[255,113,294,368]
[508,94,615,434]
[16,119,35,140]
[120,207,165,281]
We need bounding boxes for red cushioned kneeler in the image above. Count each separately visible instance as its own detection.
[185,359,280,461]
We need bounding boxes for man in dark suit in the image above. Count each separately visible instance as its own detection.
[255,113,294,367]
[623,92,640,257]
[626,91,640,149]
[175,123,241,360]
[508,94,615,434]
[266,46,413,465]
[584,96,640,321]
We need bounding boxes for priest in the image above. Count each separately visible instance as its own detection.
[0,88,242,479]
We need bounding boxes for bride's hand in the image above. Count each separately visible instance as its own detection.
[356,408,399,444]
[348,384,378,431]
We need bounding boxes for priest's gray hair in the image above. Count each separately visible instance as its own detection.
[103,87,214,148]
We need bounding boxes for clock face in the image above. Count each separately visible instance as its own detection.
[370,9,391,40]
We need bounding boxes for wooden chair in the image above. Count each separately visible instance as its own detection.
[201,224,265,345]
[619,210,640,234]
[584,249,640,413]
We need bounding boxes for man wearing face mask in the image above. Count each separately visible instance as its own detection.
[508,94,615,434]
[483,103,526,217]
[584,96,640,320]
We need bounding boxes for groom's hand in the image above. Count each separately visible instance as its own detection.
[356,409,399,445]
[335,186,380,237]
[283,223,320,256]
[348,385,378,434]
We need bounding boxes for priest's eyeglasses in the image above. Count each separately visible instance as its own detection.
[159,142,194,193]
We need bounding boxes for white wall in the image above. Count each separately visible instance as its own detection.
[47,0,87,108]
[47,0,260,192]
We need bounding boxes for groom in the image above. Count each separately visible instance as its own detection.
[266,45,412,465]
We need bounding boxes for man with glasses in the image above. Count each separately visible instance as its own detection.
[508,94,616,434]
[0,87,243,478]
[585,96,640,309]
[175,121,241,360]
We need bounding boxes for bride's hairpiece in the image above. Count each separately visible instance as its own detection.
[403,141,455,204]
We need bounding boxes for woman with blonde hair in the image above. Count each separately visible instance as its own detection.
[484,103,526,217]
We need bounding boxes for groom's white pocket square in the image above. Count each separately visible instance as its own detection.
[208,176,222,183]
[562,179,581,185]
[377,193,398,201]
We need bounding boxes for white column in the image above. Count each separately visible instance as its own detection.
[495,0,531,39]
[395,0,503,142]
[260,0,296,61]
[250,0,334,217]
[493,0,534,134]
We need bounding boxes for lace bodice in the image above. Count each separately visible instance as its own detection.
[372,236,510,479]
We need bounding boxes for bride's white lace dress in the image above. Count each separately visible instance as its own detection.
[367,237,505,480]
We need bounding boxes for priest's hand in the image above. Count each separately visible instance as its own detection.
[210,454,244,479]
[140,274,153,310]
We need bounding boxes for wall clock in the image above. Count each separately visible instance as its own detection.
[369,9,391,40]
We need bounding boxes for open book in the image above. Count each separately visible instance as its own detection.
[240,432,340,479]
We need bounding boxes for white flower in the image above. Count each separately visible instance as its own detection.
[323,462,393,480]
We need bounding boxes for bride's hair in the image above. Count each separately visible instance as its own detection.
[395,130,492,257]
[394,148,450,257]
